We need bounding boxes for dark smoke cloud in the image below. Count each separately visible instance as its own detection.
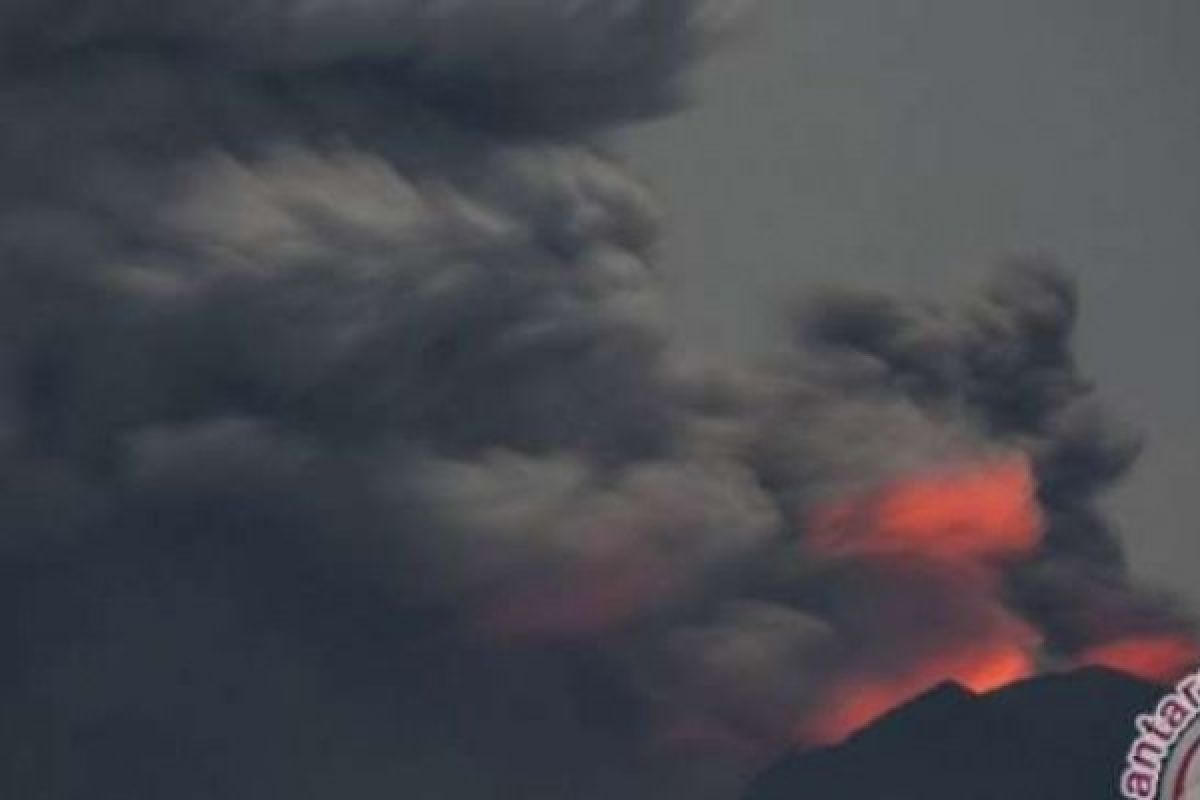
[0,3,1191,798]
[792,262,1192,650]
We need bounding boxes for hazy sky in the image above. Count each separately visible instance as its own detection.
[628,0,1200,608]
[4,5,1196,797]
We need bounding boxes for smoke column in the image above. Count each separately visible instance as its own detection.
[0,2,1194,798]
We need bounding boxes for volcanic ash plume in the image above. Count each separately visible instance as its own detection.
[0,2,1194,799]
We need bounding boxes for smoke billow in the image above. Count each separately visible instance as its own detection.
[0,2,1193,798]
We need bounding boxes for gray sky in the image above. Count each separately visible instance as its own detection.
[628,0,1200,608]
[6,5,1194,797]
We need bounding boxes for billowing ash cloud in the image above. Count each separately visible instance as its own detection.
[0,2,1193,799]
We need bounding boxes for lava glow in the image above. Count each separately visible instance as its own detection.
[798,642,1035,747]
[809,456,1044,562]
[1077,635,1200,683]
[798,455,1046,746]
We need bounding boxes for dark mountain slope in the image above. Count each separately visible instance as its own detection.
[745,668,1164,800]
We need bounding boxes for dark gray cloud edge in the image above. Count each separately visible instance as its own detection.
[0,2,1190,798]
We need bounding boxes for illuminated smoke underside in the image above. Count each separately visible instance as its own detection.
[796,457,1044,744]
[1078,635,1200,683]
[0,2,1195,798]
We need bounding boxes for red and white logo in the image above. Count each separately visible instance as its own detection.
[1121,667,1200,799]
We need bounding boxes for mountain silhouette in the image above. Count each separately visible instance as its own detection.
[744,668,1166,800]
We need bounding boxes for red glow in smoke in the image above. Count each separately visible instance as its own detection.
[1077,635,1200,683]
[809,456,1044,562]
[798,456,1045,746]
[798,642,1035,746]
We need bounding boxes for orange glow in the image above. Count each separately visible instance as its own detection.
[798,643,1034,747]
[809,456,1043,562]
[797,456,1045,746]
[1077,635,1200,683]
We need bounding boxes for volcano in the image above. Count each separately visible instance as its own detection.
[744,668,1167,800]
